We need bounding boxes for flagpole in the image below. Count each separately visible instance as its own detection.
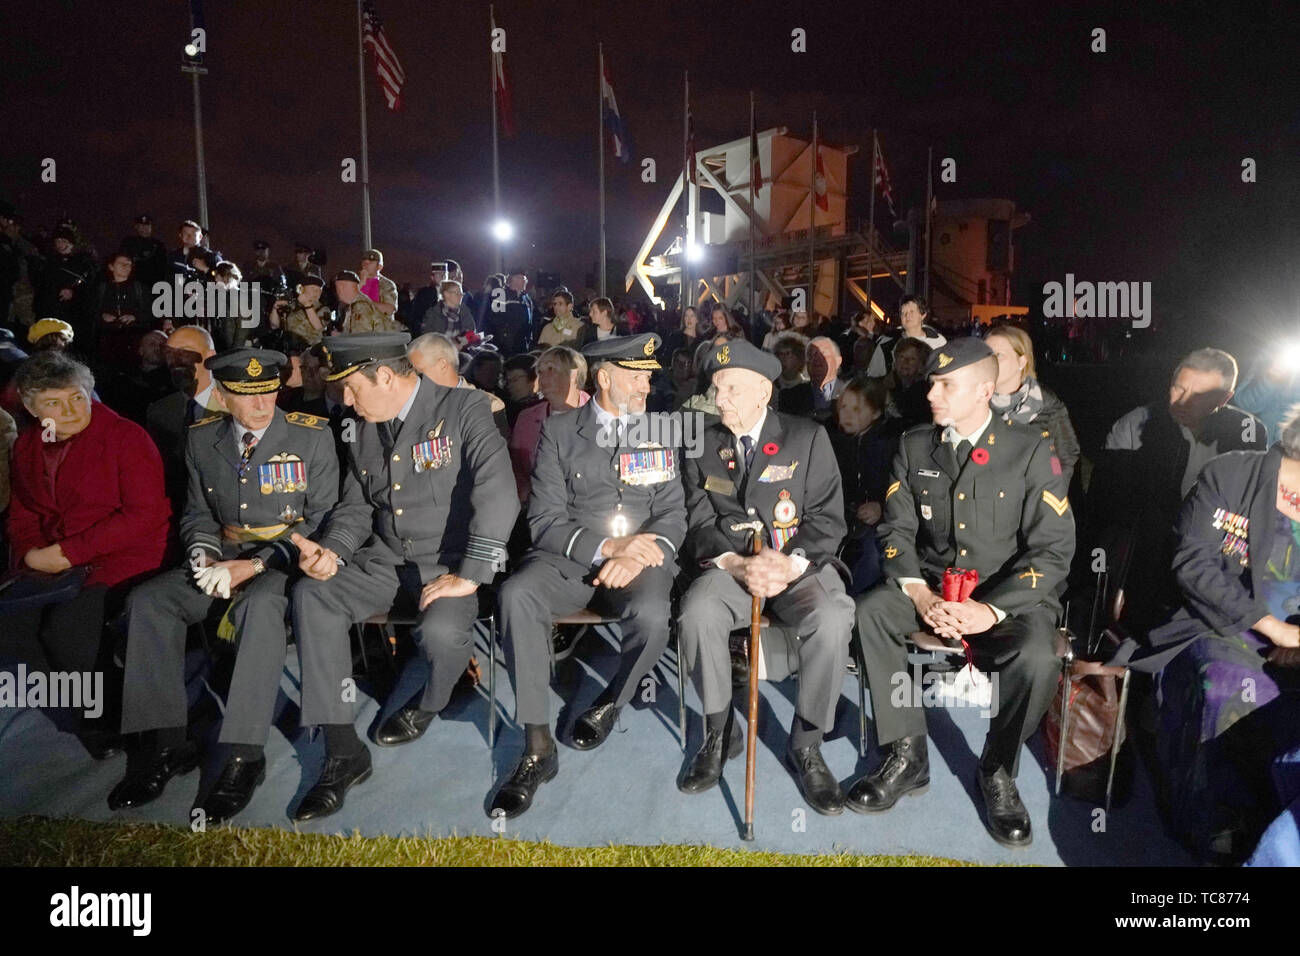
[924,145,933,304]
[598,43,607,298]
[357,0,372,250]
[866,128,876,318]
[748,92,756,327]
[808,112,817,318]
[491,4,502,274]
[682,70,691,316]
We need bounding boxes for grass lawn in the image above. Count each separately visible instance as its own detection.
[0,817,978,866]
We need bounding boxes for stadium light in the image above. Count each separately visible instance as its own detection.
[492,219,514,243]
[686,241,704,263]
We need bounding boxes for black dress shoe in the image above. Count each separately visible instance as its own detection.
[845,735,930,814]
[197,755,266,825]
[373,706,436,747]
[489,747,558,819]
[787,742,845,816]
[107,742,201,811]
[292,749,373,822]
[677,723,743,794]
[551,625,582,662]
[571,703,620,750]
[977,765,1033,848]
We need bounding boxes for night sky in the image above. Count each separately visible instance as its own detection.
[3,0,1298,357]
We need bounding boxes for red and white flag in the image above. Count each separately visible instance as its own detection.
[362,1,405,111]
[814,145,828,211]
[873,137,897,218]
[492,8,515,137]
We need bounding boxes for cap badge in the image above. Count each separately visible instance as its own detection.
[937,353,953,368]
[246,357,263,377]
[643,338,655,356]
[717,345,730,365]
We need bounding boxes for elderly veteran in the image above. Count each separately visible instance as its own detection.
[676,339,854,814]
[110,348,340,823]
[491,333,686,819]
[851,336,1075,848]
[2,352,170,758]
[291,333,517,821]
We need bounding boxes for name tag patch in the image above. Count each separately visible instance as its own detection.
[704,474,735,496]
[917,469,941,478]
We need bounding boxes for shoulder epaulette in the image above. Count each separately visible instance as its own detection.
[285,411,326,430]
[189,414,226,428]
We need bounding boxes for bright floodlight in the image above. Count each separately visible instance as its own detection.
[184,43,199,56]
[492,219,514,242]
[1275,339,1300,371]
[686,242,704,262]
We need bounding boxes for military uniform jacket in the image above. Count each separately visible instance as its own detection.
[528,401,686,573]
[318,377,517,583]
[341,295,402,334]
[182,407,340,569]
[880,417,1075,617]
[683,411,846,571]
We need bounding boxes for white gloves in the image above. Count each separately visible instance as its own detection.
[193,563,233,599]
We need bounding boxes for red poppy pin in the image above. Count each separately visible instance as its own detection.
[763,442,779,456]
[971,448,990,465]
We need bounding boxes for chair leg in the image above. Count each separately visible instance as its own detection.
[487,614,497,750]
[355,623,370,674]
[1105,668,1132,813]
[1055,664,1071,797]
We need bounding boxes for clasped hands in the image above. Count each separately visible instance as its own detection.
[719,546,799,599]
[908,584,998,642]
[595,533,665,589]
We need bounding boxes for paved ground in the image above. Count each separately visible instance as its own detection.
[0,621,1190,865]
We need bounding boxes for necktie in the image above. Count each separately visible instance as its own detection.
[956,439,972,463]
[378,420,396,455]
[739,435,756,479]
[239,431,258,476]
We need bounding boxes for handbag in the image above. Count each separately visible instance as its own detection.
[0,565,91,615]
[1043,659,1134,805]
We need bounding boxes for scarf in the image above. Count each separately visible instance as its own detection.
[991,375,1044,425]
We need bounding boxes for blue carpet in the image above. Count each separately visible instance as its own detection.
[0,623,1191,865]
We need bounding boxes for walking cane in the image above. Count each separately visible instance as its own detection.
[743,526,763,841]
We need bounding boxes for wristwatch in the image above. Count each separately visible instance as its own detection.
[249,557,266,576]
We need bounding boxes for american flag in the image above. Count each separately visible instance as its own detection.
[492,8,515,137]
[362,1,406,111]
[873,137,897,219]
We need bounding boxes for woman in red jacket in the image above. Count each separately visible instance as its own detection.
[2,352,170,758]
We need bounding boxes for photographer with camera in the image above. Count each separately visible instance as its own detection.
[273,276,333,347]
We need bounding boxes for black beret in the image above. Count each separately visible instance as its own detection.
[319,332,412,382]
[205,348,287,395]
[582,332,661,370]
[294,243,313,253]
[924,336,995,377]
[297,274,324,288]
[702,338,781,380]
[133,214,153,225]
[333,270,361,284]
[253,240,270,250]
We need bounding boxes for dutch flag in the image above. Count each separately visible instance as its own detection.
[601,57,633,164]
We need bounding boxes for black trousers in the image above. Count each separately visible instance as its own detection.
[855,582,1061,776]
[0,585,114,731]
[498,551,675,726]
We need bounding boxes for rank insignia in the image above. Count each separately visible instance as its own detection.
[884,545,899,558]
[619,447,677,485]
[717,345,730,365]
[886,480,901,499]
[770,490,799,549]
[258,454,306,494]
[758,460,799,482]
[413,437,452,472]
[1018,567,1044,589]
[1041,490,1069,516]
